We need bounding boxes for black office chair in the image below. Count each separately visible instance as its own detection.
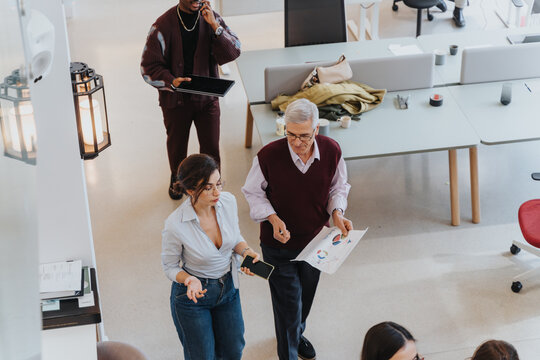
[392,0,441,37]
[285,0,347,47]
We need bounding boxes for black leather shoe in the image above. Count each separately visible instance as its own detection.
[436,0,447,12]
[168,174,182,200]
[453,7,465,27]
[298,336,316,360]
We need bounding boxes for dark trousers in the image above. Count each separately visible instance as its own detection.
[161,98,220,174]
[261,243,321,360]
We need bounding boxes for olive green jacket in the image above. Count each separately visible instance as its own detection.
[271,81,386,114]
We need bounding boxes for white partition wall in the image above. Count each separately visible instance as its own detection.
[0,0,100,358]
[0,1,41,359]
[218,0,282,16]
[21,0,97,268]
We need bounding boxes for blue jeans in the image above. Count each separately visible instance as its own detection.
[170,272,245,360]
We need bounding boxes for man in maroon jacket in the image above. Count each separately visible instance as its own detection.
[141,0,240,199]
[242,99,354,360]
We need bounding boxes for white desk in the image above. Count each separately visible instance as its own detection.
[417,27,540,85]
[236,37,419,104]
[237,37,419,147]
[42,324,97,360]
[417,30,511,85]
[250,86,481,225]
[448,78,540,145]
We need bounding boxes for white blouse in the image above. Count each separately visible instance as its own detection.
[161,191,245,287]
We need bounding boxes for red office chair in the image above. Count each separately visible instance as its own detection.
[509,173,540,293]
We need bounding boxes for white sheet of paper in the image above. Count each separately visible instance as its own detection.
[293,227,367,274]
[78,291,95,308]
[39,260,82,293]
[388,44,423,56]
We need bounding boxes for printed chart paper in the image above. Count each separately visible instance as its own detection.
[293,227,367,274]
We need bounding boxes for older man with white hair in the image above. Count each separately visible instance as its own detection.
[242,99,353,360]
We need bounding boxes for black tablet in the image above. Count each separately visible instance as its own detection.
[175,75,235,97]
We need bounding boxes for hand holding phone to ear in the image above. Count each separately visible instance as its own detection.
[199,0,219,30]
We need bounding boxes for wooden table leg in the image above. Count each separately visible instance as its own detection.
[449,149,460,226]
[245,102,253,148]
[469,146,480,224]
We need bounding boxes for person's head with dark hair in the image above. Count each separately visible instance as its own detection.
[361,322,421,360]
[471,340,519,360]
[173,154,221,205]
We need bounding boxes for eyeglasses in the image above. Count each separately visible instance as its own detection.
[203,181,224,193]
[285,128,316,143]
[413,354,424,360]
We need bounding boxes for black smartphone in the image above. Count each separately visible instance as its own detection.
[241,255,274,280]
[532,173,540,181]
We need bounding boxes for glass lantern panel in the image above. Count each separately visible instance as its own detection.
[90,88,108,150]
[0,98,36,156]
[77,94,104,146]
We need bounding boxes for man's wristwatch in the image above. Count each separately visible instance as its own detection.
[215,26,224,36]
[333,208,344,216]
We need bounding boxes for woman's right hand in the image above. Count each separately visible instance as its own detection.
[184,276,207,303]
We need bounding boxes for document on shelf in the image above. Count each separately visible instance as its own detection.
[78,266,95,308]
[39,260,83,293]
[293,227,368,274]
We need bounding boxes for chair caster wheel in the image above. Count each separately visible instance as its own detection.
[392,4,398,11]
[511,281,523,293]
[428,13,434,21]
[510,244,521,255]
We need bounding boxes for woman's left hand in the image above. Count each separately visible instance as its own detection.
[240,249,260,276]
[200,0,218,28]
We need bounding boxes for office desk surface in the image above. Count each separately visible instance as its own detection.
[418,27,540,86]
[417,29,510,85]
[236,37,418,103]
[250,87,479,159]
[448,78,540,145]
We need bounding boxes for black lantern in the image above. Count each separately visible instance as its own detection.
[0,69,37,165]
[70,62,111,160]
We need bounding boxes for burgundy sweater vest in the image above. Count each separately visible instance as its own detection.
[258,136,341,250]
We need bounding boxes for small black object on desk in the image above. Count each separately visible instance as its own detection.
[429,93,443,107]
[500,83,512,106]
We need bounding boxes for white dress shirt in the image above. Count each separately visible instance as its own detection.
[161,191,244,287]
[242,139,351,223]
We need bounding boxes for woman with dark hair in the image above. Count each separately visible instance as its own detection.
[161,153,260,360]
[471,340,519,360]
[361,322,422,360]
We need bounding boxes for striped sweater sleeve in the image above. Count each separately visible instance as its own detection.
[211,12,241,65]
[140,24,175,91]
